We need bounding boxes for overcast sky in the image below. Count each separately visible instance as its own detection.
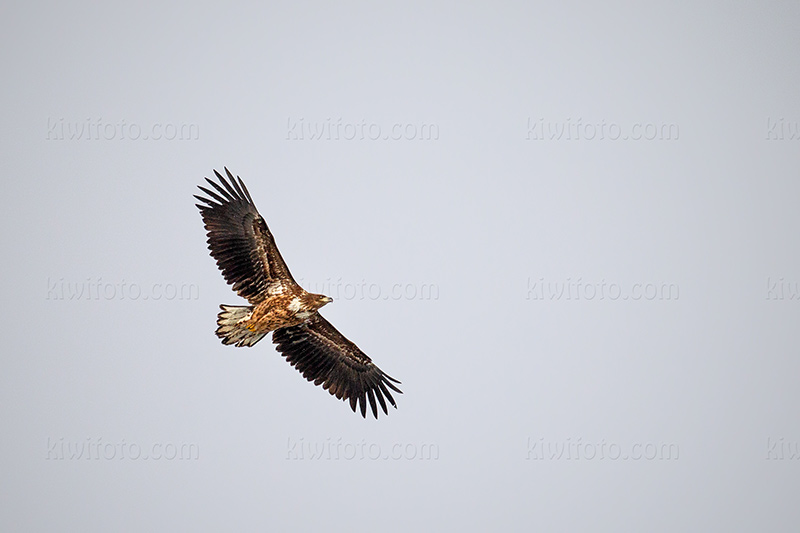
[2,1,800,531]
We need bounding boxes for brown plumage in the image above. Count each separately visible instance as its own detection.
[195,168,401,418]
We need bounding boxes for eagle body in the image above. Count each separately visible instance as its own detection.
[250,291,327,330]
[195,168,401,418]
[217,289,331,347]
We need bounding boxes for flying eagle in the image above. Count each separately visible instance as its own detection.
[195,168,401,418]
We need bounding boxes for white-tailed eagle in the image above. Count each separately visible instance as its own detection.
[195,168,401,418]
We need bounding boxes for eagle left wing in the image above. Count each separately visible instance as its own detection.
[272,313,402,418]
[195,168,296,303]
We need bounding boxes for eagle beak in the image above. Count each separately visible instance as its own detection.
[323,296,333,304]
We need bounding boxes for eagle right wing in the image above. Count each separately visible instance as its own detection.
[272,313,402,418]
[195,168,296,303]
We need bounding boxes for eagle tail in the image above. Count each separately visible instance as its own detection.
[216,305,266,347]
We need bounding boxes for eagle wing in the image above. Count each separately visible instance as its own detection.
[272,313,402,418]
[195,168,296,303]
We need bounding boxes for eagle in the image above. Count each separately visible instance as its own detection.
[195,168,401,418]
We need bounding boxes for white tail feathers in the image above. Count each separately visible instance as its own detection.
[216,305,267,347]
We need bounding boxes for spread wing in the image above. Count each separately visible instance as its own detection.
[195,168,296,303]
[272,314,402,418]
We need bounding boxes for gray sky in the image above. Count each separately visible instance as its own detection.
[2,1,800,531]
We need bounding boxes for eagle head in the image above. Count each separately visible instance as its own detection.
[311,293,333,309]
